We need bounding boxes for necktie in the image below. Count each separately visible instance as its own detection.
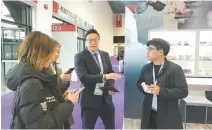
[93,53,100,67]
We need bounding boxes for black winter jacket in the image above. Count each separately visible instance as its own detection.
[5,62,74,129]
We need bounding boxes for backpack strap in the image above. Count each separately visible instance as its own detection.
[10,81,25,129]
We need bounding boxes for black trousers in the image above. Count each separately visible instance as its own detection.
[148,109,157,129]
[81,104,115,129]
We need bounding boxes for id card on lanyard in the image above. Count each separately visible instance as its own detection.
[152,62,164,85]
[94,73,104,96]
[93,54,104,96]
[152,62,164,111]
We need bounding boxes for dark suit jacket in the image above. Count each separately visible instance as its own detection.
[74,49,115,108]
[137,58,188,129]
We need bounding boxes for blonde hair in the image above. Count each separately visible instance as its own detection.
[18,31,59,71]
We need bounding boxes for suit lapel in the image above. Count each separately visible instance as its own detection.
[99,50,107,73]
[84,49,101,72]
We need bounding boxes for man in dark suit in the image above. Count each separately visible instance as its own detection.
[74,29,121,129]
[137,38,188,129]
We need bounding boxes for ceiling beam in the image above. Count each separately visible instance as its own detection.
[108,1,125,14]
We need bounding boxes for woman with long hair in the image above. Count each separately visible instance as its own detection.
[6,31,83,129]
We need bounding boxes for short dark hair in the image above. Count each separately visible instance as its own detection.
[84,29,100,39]
[147,38,170,56]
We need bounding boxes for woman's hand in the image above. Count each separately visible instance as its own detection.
[60,73,72,81]
[65,88,85,104]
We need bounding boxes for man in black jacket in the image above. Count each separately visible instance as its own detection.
[74,29,121,129]
[137,38,188,129]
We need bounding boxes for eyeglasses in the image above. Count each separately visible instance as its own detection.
[147,47,157,52]
[86,38,99,43]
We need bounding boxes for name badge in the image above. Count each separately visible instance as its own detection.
[94,83,104,95]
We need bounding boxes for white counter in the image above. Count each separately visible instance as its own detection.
[186,78,212,91]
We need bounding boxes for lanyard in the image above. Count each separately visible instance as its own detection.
[152,62,164,85]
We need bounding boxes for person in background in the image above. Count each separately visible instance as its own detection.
[117,47,124,74]
[5,31,84,129]
[136,38,188,129]
[74,29,121,129]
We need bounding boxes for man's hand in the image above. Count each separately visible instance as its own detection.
[148,84,160,95]
[108,90,116,95]
[60,73,72,81]
[105,73,121,80]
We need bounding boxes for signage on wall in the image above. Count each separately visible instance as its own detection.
[52,24,76,32]
[116,14,122,27]
[32,0,37,4]
[44,4,48,10]
[53,1,58,13]
[52,1,93,30]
